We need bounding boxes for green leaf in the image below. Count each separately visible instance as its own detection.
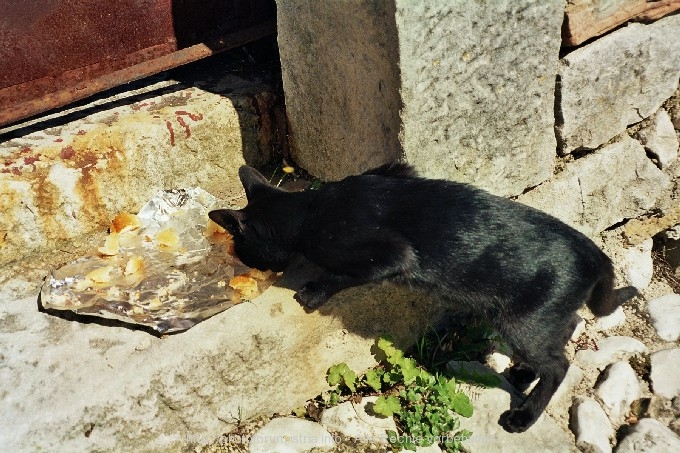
[400,358,420,385]
[326,363,346,386]
[386,429,400,446]
[450,392,473,418]
[364,368,384,393]
[383,369,402,386]
[436,375,458,399]
[326,363,357,392]
[377,336,404,366]
[404,387,422,403]
[456,429,473,441]
[327,390,339,406]
[373,395,402,417]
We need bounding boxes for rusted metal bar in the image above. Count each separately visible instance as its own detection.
[0,0,276,128]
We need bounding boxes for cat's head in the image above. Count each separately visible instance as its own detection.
[208,166,300,272]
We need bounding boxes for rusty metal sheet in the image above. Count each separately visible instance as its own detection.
[0,0,276,127]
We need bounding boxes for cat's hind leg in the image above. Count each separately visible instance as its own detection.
[498,312,579,433]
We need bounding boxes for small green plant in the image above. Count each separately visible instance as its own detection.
[325,336,473,452]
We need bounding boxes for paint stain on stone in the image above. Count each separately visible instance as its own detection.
[166,120,175,146]
[60,146,75,160]
[175,110,203,122]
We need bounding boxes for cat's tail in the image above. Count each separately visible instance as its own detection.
[587,267,638,317]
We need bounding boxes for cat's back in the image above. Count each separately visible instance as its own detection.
[308,169,605,267]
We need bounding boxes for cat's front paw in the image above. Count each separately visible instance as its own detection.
[499,408,536,433]
[295,281,330,309]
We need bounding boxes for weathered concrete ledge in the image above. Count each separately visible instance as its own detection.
[0,275,444,452]
[0,74,278,280]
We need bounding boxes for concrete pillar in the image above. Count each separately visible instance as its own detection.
[276,0,564,196]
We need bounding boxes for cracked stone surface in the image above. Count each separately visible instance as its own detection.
[518,136,670,237]
[635,108,680,169]
[557,14,680,153]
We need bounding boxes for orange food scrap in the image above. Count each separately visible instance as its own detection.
[205,218,228,236]
[110,212,141,234]
[248,269,273,280]
[228,274,259,299]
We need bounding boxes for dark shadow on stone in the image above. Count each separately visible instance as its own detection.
[273,254,460,353]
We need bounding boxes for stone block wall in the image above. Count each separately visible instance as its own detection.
[277,0,680,237]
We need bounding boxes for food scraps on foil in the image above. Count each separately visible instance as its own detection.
[40,188,277,333]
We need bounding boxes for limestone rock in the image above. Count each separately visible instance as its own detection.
[277,0,563,196]
[635,109,680,169]
[623,239,654,291]
[595,361,641,424]
[320,396,396,444]
[558,14,680,153]
[275,0,402,180]
[647,294,680,342]
[595,306,627,332]
[615,418,680,453]
[575,336,648,370]
[623,206,680,246]
[551,365,585,406]
[485,352,512,374]
[518,136,670,236]
[650,348,680,399]
[570,397,614,453]
[248,417,336,453]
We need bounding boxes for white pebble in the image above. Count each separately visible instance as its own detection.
[647,293,680,342]
[615,418,680,453]
[570,397,613,453]
[650,348,680,399]
[595,361,641,423]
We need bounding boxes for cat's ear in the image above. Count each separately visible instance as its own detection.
[208,209,245,235]
[239,166,282,201]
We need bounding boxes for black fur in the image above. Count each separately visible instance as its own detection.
[208,163,637,433]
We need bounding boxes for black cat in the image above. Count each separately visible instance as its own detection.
[209,162,637,433]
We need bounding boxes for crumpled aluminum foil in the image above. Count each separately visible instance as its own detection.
[40,188,275,333]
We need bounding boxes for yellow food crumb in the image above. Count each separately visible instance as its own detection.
[86,266,114,284]
[123,255,144,276]
[155,228,180,250]
[97,233,120,256]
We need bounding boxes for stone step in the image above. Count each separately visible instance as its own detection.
[0,52,281,282]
